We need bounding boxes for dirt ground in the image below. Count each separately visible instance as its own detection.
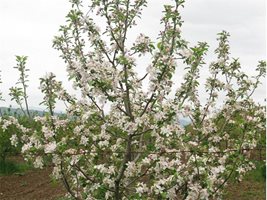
[0,167,65,200]
[224,180,266,200]
[0,158,265,200]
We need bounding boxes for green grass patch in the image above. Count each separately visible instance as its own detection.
[0,159,32,175]
[244,161,265,182]
[56,197,75,200]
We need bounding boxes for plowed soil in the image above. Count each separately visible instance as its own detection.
[0,156,265,200]
[0,167,65,200]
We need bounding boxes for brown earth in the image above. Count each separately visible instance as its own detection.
[0,156,265,200]
[0,167,65,200]
[224,180,266,200]
[1,168,265,200]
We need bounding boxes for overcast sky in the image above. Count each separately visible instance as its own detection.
[0,0,266,111]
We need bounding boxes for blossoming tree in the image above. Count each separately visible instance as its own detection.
[0,70,3,113]
[1,0,266,199]
[9,56,31,118]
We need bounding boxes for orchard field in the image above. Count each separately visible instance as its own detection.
[0,0,266,199]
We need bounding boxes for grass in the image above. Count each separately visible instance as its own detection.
[56,196,75,200]
[0,159,32,175]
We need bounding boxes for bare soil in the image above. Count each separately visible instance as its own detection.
[0,167,65,200]
[224,180,266,200]
[0,156,265,200]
